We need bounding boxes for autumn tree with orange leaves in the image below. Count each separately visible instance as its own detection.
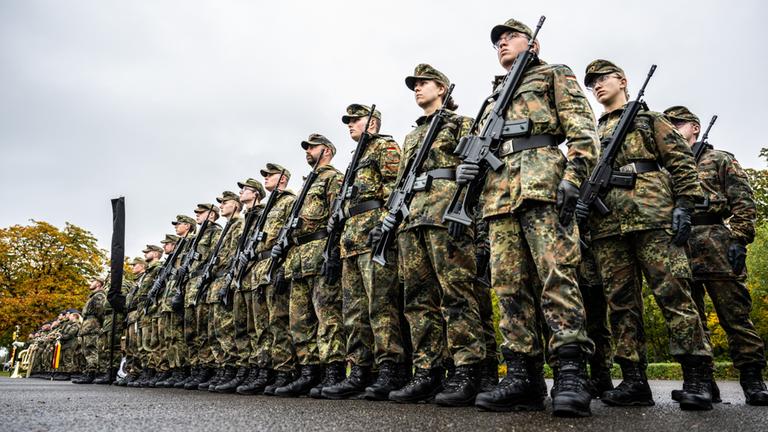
[0,221,106,346]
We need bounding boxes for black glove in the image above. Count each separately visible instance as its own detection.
[274,268,290,295]
[476,249,490,279]
[381,214,397,232]
[322,246,342,285]
[671,207,692,246]
[326,215,338,234]
[556,179,580,227]
[237,251,250,268]
[175,266,188,282]
[367,225,383,247]
[216,287,227,305]
[271,244,283,259]
[171,293,184,315]
[727,241,747,274]
[448,221,465,240]
[456,163,480,185]
[574,199,590,225]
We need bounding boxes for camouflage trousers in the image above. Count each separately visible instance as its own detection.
[263,281,296,372]
[233,288,253,368]
[476,281,498,363]
[196,302,215,367]
[488,203,593,361]
[209,277,237,367]
[161,312,186,369]
[183,305,197,367]
[125,314,141,374]
[397,226,485,369]
[60,343,79,373]
[691,279,766,369]
[592,229,712,363]
[98,326,122,371]
[342,251,406,367]
[289,274,345,365]
[79,334,100,372]
[578,242,613,370]
[151,314,169,371]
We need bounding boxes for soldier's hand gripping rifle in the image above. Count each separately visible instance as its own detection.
[193,216,235,306]
[321,104,377,282]
[574,65,657,228]
[218,197,262,309]
[144,234,189,314]
[171,207,215,314]
[443,16,546,227]
[265,158,323,284]
[372,85,456,265]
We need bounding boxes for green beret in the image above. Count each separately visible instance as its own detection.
[405,63,450,91]
[194,203,220,216]
[160,234,180,244]
[664,106,701,125]
[584,59,625,88]
[142,244,163,253]
[259,163,291,180]
[237,178,266,198]
[172,214,196,226]
[342,104,382,125]
[491,18,533,45]
[216,190,241,204]
[301,133,336,156]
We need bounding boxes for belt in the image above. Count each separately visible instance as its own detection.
[414,168,455,192]
[692,213,724,226]
[190,269,205,278]
[617,160,661,174]
[296,230,329,246]
[255,249,272,262]
[346,199,384,218]
[498,134,559,157]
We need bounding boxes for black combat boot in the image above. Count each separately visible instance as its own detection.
[264,370,295,396]
[164,368,187,388]
[475,354,546,412]
[364,361,403,401]
[185,367,210,390]
[275,364,321,397]
[72,371,96,384]
[235,367,261,394]
[239,368,274,395]
[436,363,480,407]
[672,367,721,403]
[129,369,151,388]
[588,362,614,398]
[212,366,238,392]
[173,367,192,389]
[551,344,592,417]
[310,362,345,399]
[739,364,768,406]
[156,368,176,388]
[388,367,445,403]
[322,365,371,400]
[92,372,112,385]
[677,356,713,411]
[479,357,499,393]
[216,367,249,393]
[198,367,224,390]
[602,360,654,406]
[149,370,171,388]
[53,372,71,381]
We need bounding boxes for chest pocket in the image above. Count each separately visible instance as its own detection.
[303,182,329,221]
[616,118,655,166]
[353,158,380,198]
[513,76,552,126]
[425,121,460,170]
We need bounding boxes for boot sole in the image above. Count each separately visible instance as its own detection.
[552,399,591,418]
[475,399,545,412]
[679,395,713,411]
[601,397,655,407]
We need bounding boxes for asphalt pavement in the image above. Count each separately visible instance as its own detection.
[1,377,765,431]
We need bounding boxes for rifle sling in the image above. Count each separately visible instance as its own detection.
[414,168,456,192]
[345,199,384,218]
[295,230,329,246]
[615,160,661,174]
[498,134,559,157]
[691,213,724,226]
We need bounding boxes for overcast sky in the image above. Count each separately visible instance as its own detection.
[1,0,766,257]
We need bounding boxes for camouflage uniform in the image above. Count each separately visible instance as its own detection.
[78,289,107,372]
[583,61,709,364]
[59,318,81,373]
[665,106,765,370]
[233,202,264,369]
[286,162,345,366]
[479,58,598,362]
[124,267,144,375]
[394,69,486,369]
[150,235,181,374]
[99,279,129,372]
[159,231,194,372]
[577,235,613,371]
[138,252,163,371]
[339,105,405,367]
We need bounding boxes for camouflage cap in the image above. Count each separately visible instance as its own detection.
[259,163,291,180]
[491,18,533,45]
[584,59,625,88]
[142,244,163,253]
[194,203,220,215]
[301,133,336,156]
[160,234,181,244]
[130,257,147,266]
[664,106,701,125]
[236,178,266,198]
[405,63,450,91]
[341,104,382,125]
[216,190,241,204]
[172,214,196,226]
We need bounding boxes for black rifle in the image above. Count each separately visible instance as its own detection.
[229,170,287,292]
[170,207,216,313]
[372,85,456,265]
[193,217,235,306]
[443,16,546,226]
[576,65,656,219]
[218,200,262,309]
[692,115,718,163]
[266,158,323,283]
[144,234,189,314]
[321,104,377,279]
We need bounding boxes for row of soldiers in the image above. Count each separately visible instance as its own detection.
[56,16,768,418]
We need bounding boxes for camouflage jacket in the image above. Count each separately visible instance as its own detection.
[231,203,264,292]
[398,110,473,231]
[480,60,599,219]
[251,190,296,287]
[288,165,343,279]
[58,320,80,346]
[587,108,703,240]
[160,235,196,313]
[205,215,244,303]
[183,222,222,306]
[79,290,107,336]
[340,134,401,258]
[687,146,755,279]
[125,271,145,316]
[136,259,163,320]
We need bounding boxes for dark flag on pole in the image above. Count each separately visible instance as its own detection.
[108,197,126,382]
